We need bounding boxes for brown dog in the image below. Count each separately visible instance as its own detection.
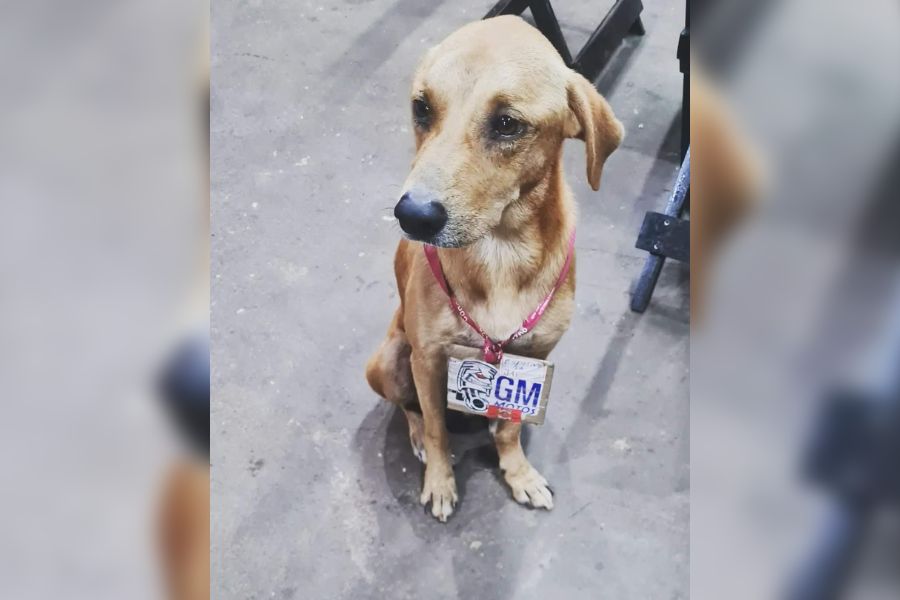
[366,16,622,522]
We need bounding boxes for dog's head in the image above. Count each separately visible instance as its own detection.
[394,16,623,247]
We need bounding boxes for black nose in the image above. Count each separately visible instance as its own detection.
[394,192,448,239]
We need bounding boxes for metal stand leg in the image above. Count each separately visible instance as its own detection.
[679,1,690,161]
[630,149,690,313]
[572,0,645,80]
[630,254,665,313]
[629,16,646,35]
[529,0,573,66]
[786,499,868,600]
[484,0,645,80]
[485,0,530,19]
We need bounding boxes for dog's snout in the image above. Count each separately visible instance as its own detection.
[394,192,448,239]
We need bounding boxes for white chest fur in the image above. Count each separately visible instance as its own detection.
[448,238,575,356]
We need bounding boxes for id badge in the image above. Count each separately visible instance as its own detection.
[446,344,554,425]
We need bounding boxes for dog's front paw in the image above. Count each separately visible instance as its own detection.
[420,466,458,522]
[504,465,554,510]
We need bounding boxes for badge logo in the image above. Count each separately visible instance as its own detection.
[454,360,498,413]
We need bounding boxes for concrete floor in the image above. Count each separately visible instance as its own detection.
[211,1,688,598]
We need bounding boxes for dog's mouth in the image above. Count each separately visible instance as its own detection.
[402,228,471,249]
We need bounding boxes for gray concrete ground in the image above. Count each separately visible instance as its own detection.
[212,1,688,598]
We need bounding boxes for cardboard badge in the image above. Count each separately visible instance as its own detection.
[446,344,554,425]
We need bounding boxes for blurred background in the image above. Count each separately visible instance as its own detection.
[0,0,209,598]
[692,0,900,598]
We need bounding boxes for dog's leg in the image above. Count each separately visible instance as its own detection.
[492,420,554,510]
[410,350,457,522]
[403,407,426,464]
[366,311,428,462]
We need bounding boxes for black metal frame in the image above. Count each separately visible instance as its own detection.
[678,2,689,161]
[630,149,690,313]
[785,388,899,600]
[635,211,689,263]
[485,0,645,80]
[630,0,690,313]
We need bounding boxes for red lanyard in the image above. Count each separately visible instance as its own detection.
[423,229,576,364]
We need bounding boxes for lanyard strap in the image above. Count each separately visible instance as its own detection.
[423,229,576,364]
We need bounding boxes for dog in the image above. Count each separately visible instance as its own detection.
[366,15,622,522]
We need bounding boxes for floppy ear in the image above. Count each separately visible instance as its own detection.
[565,72,624,191]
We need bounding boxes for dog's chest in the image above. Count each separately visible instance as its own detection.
[450,286,573,356]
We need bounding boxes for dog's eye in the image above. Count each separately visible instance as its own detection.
[491,114,523,138]
[412,98,431,126]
